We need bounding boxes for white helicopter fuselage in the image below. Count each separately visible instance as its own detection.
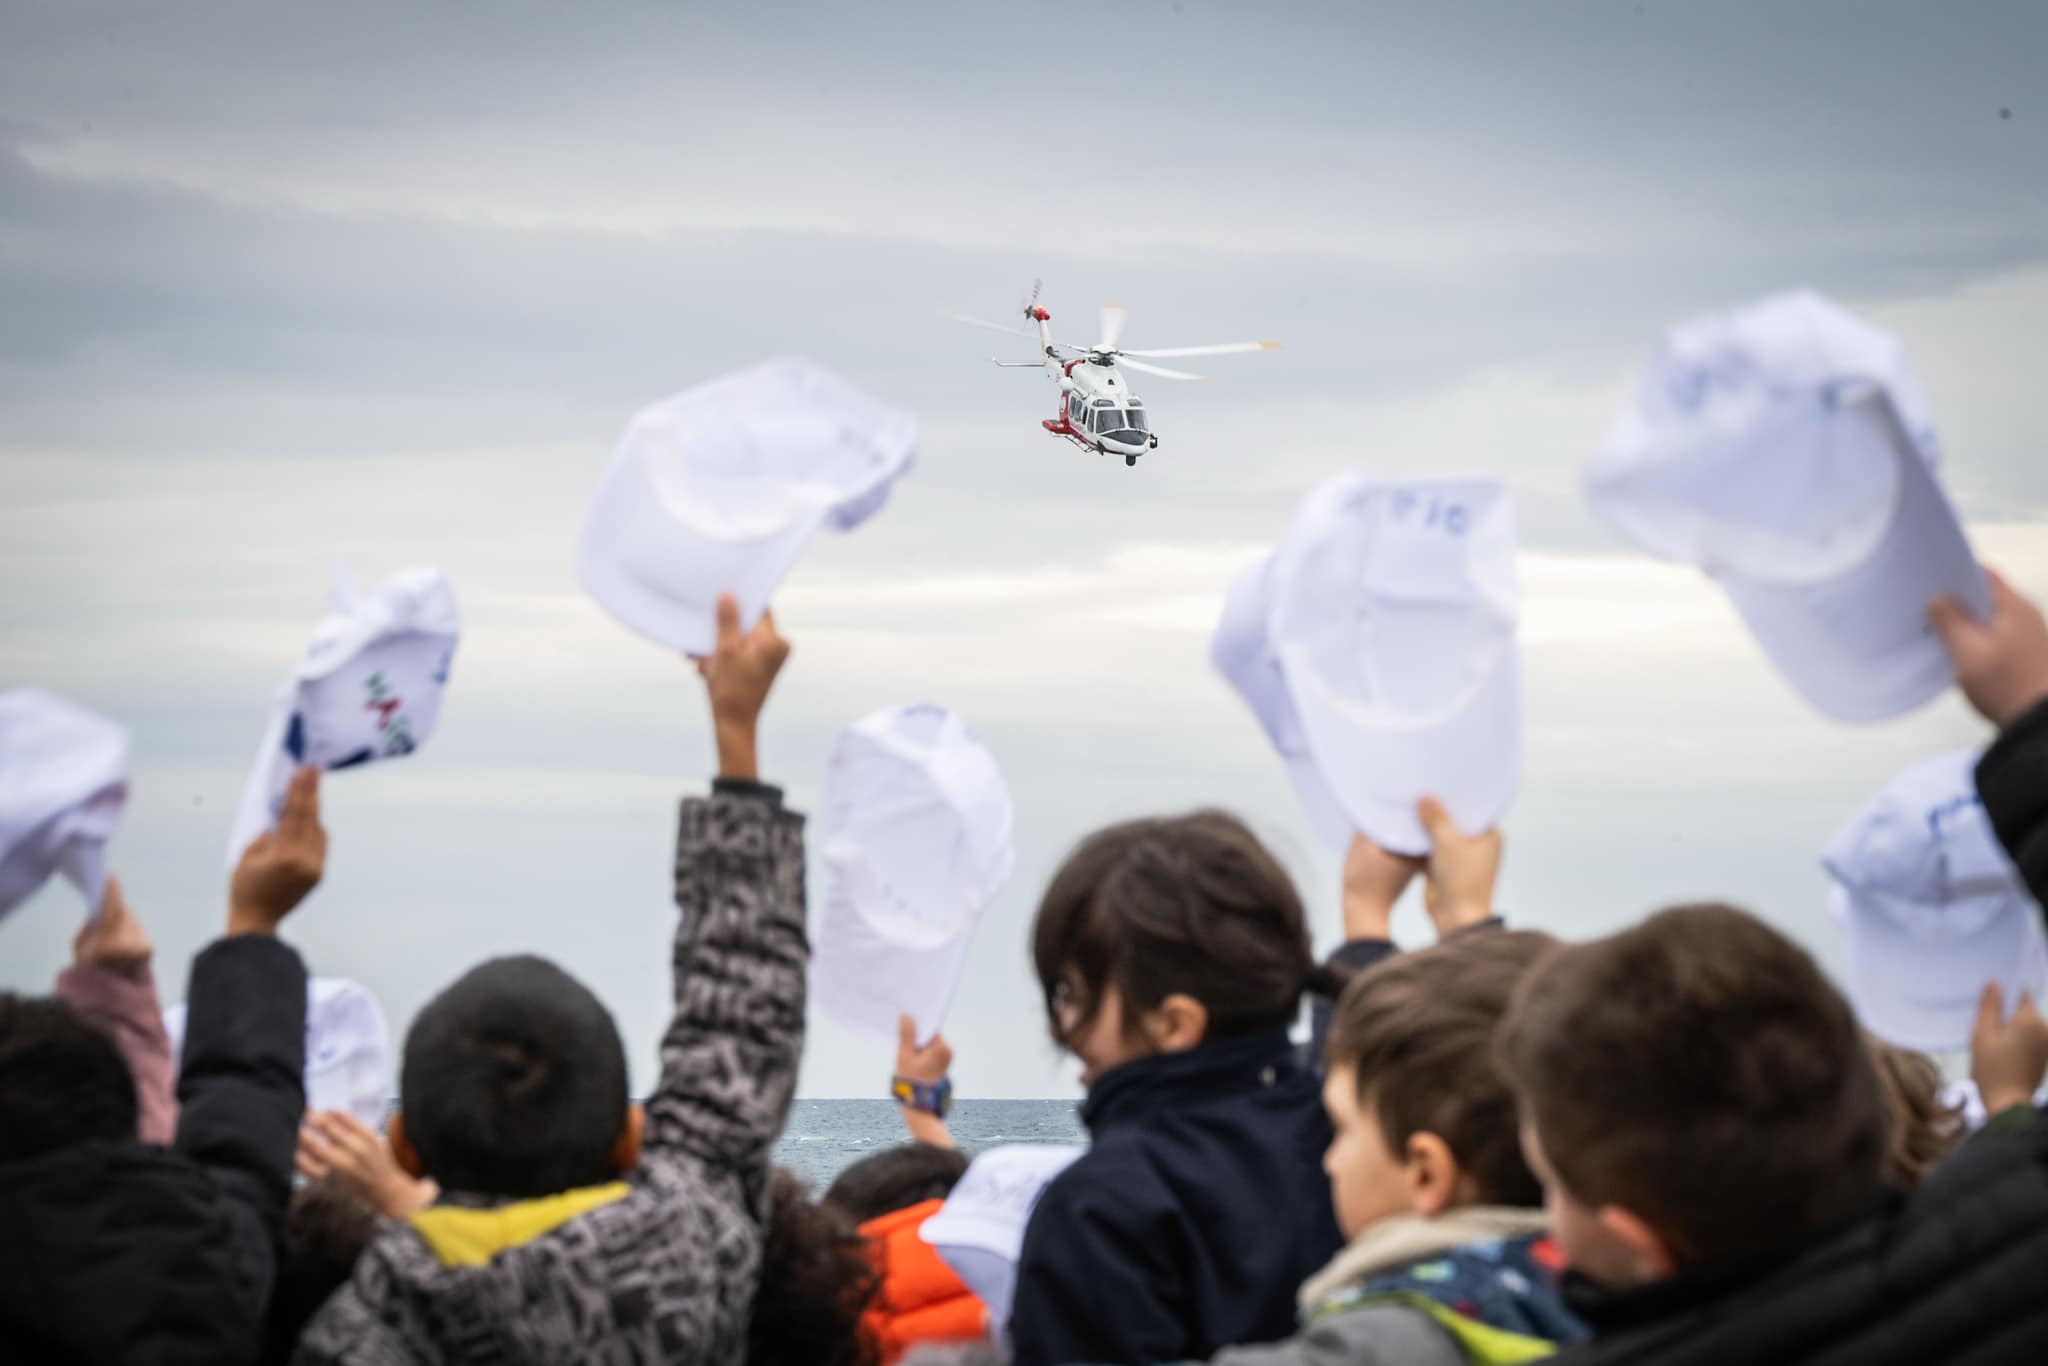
[1044,359,1157,458]
[1027,309,1158,458]
[947,290,1271,469]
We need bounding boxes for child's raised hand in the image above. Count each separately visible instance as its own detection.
[71,874,153,978]
[1931,568,2048,729]
[1341,834,1422,942]
[229,766,327,936]
[692,593,791,781]
[897,1012,953,1085]
[1971,983,2048,1117]
[297,1110,438,1219]
[1417,797,1503,937]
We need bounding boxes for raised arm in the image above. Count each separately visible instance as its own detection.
[175,767,322,1291]
[55,875,179,1144]
[1932,568,2048,907]
[643,595,808,1196]
[1308,800,1504,1064]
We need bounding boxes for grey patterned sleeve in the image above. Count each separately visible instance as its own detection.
[644,787,809,1187]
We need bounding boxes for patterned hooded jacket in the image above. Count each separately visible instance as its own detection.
[293,782,807,1365]
[1201,1208,1587,1366]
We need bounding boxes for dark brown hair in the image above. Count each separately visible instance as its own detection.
[1327,930,1556,1208]
[267,1175,381,1357]
[822,1142,970,1224]
[1032,810,1313,1049]
[748,1168,882,1366]
[1867,1036,1964,1192]
[1497,904,1886,1270]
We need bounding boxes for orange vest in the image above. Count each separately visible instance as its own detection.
[859,1198,990,1364]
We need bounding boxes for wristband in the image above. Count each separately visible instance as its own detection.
[891,1075,953,1118]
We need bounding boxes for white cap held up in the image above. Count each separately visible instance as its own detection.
[0,690,128,922]
[1587,290,1989,722]
[1824,748,2046,1050]
[1267,475,1523,855]
[577,356,915,655]
[227,566,458,867]
[811,703,1014,1043]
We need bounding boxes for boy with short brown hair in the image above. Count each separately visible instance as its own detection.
[1484,569,2048,1365]
[1202,852,1586,1365]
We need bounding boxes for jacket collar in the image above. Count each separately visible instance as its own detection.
[408,1182,630,1268]
[1081,1029,1304,1134]
[1297,1207,1551,1310]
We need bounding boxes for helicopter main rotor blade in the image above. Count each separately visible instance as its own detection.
[1116,356,1209,382]
[1117,340,1278,358]
[1097,303,1129,352]
[940,310,1040,340]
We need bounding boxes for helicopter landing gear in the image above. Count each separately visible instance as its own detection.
[1125,453,1137,467]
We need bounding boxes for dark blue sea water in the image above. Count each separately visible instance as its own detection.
[773,1099,1087,1192]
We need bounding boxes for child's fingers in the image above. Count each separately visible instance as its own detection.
[2015,992,2047,1035]
[279,766,322,842]
[1973,981,2007,1049]
[714,593,742,656]
[311,1111,378,1165]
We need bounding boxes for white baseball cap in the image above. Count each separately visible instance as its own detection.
[227,566,459,867]
[1210,549,1352,850]
[1588,291,1989,722]
[1266,475,1523,856]
[165,976,394,1129]
[922,1143,1087,1339]
[1823,749,2047,1051]
[0,690,128,922]
[810,704,1015,1042]
[577,356,916,656]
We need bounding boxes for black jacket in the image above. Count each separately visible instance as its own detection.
[0,934,308,1366]
[1009,1030,1345,1366]
[1551,697,2048,1366]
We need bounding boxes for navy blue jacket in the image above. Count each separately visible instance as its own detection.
[1009,1030,1344,1366]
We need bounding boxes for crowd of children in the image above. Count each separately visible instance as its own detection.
[4,570,2048,1365]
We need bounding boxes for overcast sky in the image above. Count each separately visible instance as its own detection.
[3,2,2044,1100]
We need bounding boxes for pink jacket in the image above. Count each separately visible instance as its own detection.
[55,962,180,1144]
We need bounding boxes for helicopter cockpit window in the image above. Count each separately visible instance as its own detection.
[1125,408,1148,432]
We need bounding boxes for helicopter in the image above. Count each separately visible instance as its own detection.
[943,282,1276,467]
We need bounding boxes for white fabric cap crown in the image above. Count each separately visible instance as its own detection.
[226,567,459,867]
[1587,291,1988,722]
[577,356,916,655]
[1823,748,2047,1049]
[1266,474,1523,855]
[165,976,394,1129]
[0,690,129,922]
[811,703,1015,1041]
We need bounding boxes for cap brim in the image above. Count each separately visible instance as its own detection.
[576,450,826,656]
[1711,396,1987,723]
[809,888,977,1043]
[1283,647,1522,856]
[1838,883,2048,1050]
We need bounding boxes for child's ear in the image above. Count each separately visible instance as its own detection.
[1595,1203,1681,1283]
[612,1103,646,1177]
[1146,994,1210,1053]
[388,1114,427,1181]
[1403,1131,1469,1218]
